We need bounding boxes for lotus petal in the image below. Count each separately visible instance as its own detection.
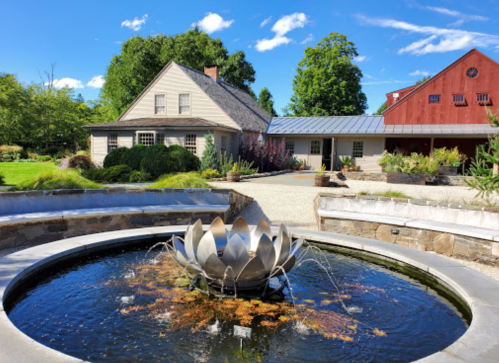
[230,217,251,250]
[271,255,296,277]
[202,254,227,280]
[255,234,276,274]
[172,235,188,267]
[237,256,266,282]
[209,217,228,252]
[196,231,218,268]
[250,219,272,251]
[290,236,304,257]
[222,234,249,277]
[273,225,291,269]
[185,220,203,262]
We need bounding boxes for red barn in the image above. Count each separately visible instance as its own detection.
[383,49,497,157]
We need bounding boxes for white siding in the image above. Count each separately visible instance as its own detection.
[337,137,385,172]
[284,137,322,170]
[91,131,108,167]
[121,63,240,130]
[214,130,239,159]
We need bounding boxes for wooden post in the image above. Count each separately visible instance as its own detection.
[494,163,499,176]
[430,137,435,154]
[331,137,336,171]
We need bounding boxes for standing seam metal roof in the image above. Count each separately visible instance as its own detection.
[266,116,496,135]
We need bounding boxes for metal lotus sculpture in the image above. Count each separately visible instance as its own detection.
[170,217,303,291]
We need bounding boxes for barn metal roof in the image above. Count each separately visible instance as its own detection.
[266,116,496,136]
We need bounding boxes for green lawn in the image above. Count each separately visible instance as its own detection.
[0,162,58,186]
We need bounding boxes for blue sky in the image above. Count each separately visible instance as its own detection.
[1,0,499,115]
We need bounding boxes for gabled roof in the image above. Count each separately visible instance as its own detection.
[175,63,270,132]
[84,117,238,131]
[116,61,270,133]
[383,49,498,115]
[266,116,496,136]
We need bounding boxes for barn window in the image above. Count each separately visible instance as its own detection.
[476,93,490,104]
[179,94,190,114]
[220,135,228,154]
[429,95,441,104]
[157,133,165,145]
[154,94,165,114]
[352,141,364,158]
[310,140,321,155]
[466,67,479,79]
[108,134,118,153]
[138,133,155,146]
[185,134,197,154]
[452,94,465,104]
[285,141,295,155]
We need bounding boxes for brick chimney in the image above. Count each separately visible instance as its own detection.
[204,65,219,82]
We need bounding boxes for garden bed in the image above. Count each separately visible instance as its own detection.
[386,172,426,185]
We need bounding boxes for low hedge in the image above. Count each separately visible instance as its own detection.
[85,165,133,183]
[103,144,200,179]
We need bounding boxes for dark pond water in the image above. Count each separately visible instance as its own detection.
[7,243,468,363]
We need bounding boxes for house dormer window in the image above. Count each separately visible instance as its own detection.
[429,95,440,104]
[154,94,165,114]
[179,94,190,114]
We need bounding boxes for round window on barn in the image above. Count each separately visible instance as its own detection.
[466,67,478,78]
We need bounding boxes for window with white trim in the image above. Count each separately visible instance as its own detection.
[185,134,197,154]
[108,134,118,153]
[157,133,165,145]
[138,133,155,146]
[310,140,321,155]
[285,141,295,155]
[221,135,227,154]
[154,94,165,114]
[179,94,190,114]
[429,95,441,104]
[352,141,364,158]
[477,93,490,103]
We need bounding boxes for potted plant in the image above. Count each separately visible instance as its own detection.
[226,163,241,182]
[431,147,467,176]
[299,159,306,170]
[385,152,438,185]
[340,156,352,172]
[314,164,330,187]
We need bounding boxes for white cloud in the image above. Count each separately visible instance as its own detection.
[300,33,314,44]
[121,14,148,31]
[354,55,369,62]
[364,73,376,79]
[114,41,123,45]
[256,12,309,52]
[357,15,499,55]
[409,70,430,76]
[271,12,308,36]
[87,75,105,88]
[426,6,488,26]
[255,36,292,52]
[260,16,272,28]
[192,13,234,34]
[47,78,84,89]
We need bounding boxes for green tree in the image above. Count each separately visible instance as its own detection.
[0,73,30,145]
[287,32,367,117]
[101,29,257,120]
[374,101,387,115]
[416,76,431,85]
[200,134,220,171]
[258,88,278,117]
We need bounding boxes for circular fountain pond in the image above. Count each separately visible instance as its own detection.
[6,235,469,363]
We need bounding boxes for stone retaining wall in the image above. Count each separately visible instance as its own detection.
[315,193,499,267]
[328,171,471,186]
[211,169,292,182]
[0,188,253,251]
[321,218,498,266]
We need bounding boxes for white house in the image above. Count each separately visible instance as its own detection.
[84,63,270,166]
